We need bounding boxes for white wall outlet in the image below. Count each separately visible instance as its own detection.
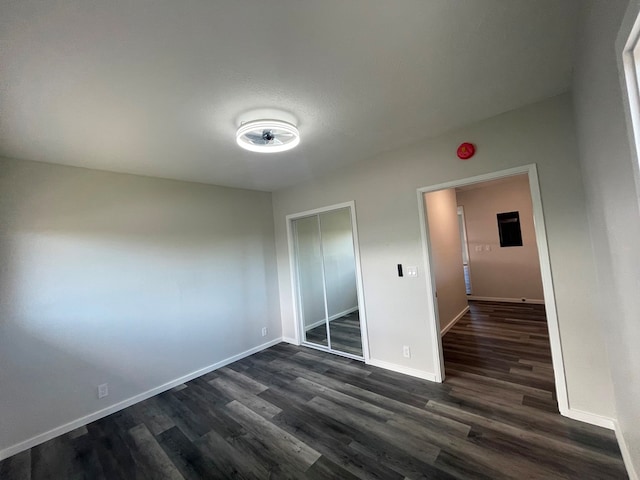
[475,245,483,252]
[97,383,108,399]
[484,244,491,251]
[403,345,411,358]
[406,266,418,277]
[261,327,268,337]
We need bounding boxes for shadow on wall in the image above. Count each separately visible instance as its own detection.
[1,215,271,376]
[0,323,140,452]
[0,158,279,453]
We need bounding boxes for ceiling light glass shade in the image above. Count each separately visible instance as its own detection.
[236,119,300,153]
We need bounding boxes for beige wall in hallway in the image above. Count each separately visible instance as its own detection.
[424,189,468,332]
[456,175,544,301]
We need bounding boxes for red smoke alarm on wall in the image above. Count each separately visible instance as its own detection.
[457,142,475,160]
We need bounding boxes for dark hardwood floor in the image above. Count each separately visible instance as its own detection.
[442,301,558,413]
[0,302,627,479]
[306,310,363,357]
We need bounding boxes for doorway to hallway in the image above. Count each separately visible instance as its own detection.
[418,165,569,412]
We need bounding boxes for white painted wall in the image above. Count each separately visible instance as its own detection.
[273,94,616,418]
[456,175,544,301]
[0,157,280,456]
[573,0,640,474]
[423,189,468,332]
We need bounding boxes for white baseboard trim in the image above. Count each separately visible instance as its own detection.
[0,337,284,462]
[561,407,615,430]
[467,295,545,305]
[282,336,299,345]
[440,305,470,335]
[304,306,359,331]
[367,358,438,382]
[614,420,639,480]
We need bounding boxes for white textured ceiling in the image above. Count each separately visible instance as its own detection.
[0,0,579,191]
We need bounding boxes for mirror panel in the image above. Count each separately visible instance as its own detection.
[293,215,328,347]
[319,208,363,356]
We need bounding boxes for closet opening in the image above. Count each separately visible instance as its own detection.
[286,202,369,361]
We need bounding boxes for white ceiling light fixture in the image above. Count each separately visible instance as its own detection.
[236,119,300,153]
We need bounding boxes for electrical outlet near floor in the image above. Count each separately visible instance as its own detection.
[403,345,411,358]
[261,327,268,337]
[97,383,108,399]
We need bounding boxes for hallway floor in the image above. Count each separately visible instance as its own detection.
[442,300,557,413]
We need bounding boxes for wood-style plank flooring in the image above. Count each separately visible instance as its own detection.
[0,302,627,479]
[306,310,363,357]
[442,301,558,413]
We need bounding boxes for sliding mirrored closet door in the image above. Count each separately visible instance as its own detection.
[291,204,365,359]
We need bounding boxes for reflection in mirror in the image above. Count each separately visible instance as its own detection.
[320,208,362,357]
[292,206,363,358]
[293,215,328,347]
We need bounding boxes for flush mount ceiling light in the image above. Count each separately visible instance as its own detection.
[236,119,300,153]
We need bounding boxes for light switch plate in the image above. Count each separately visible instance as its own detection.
[406,266,418,277]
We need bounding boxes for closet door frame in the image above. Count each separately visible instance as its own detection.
[286,201,370,362]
